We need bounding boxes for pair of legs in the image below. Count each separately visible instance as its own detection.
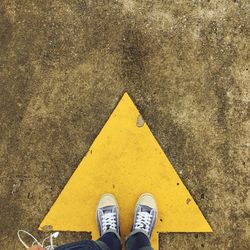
[55,193,157,250]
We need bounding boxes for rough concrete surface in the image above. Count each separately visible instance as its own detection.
[0,0,249,249]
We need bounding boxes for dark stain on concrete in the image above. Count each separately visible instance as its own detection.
[121,28,147,83]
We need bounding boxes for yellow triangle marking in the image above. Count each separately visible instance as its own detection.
[39,92,212,249]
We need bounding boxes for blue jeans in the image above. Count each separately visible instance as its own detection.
[55,230,152,250]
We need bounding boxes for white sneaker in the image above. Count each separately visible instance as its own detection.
[96,193,120,236]
[132,193,157,238]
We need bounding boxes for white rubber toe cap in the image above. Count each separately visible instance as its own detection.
[97,193,118,209]
[136,193,157,210]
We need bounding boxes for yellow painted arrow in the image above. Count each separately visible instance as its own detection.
[39,92,212,249]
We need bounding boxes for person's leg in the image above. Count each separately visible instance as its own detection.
[54,232,121,250]
[96,230,121,250]
[125,193,157,250]
[125,231,152,250]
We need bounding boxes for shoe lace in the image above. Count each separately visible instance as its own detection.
[101,212,117,232]
[17,230,59,249]
[135,211,152,234]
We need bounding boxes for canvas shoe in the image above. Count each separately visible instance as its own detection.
[96,193,120,236]
[132,193,157,238]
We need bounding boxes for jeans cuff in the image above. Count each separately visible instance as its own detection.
[125,229,150,242]
[96,230,122,250]
[95,240,110,250]
[103,229,122,241]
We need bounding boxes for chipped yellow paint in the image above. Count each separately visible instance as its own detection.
[39,92,212,249]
